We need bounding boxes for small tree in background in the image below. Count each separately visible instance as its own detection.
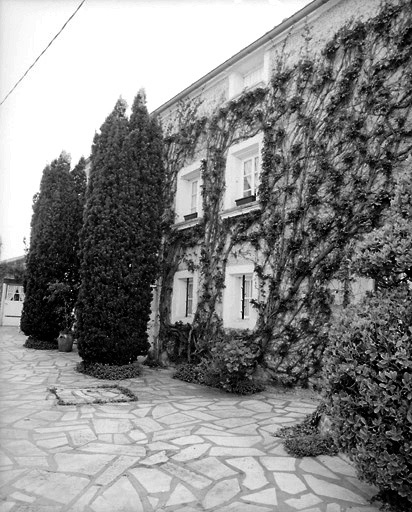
[21,152,86,341]
[76,92,164,366]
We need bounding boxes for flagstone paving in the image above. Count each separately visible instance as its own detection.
[0,327,380,512]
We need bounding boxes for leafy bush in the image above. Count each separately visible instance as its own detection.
[173,363,206,384]
[274,403,338,457]
[24,336,57,351]
[209,334,261,392]
[284,434,338,457]
[173,357,265,395]
[76,361,142,380]
[324,286,412,505]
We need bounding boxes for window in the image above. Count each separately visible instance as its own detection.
[223,133,263,212]
[242,156,259,198]
[190,180,198,214]
[223,265,258,328]
[240,274,253,319]
[243,66,263,89]
[175,161,203,223]
[185,277,194,316]
[171,270,198,322]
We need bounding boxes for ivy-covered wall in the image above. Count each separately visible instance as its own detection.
[156,0,412,384]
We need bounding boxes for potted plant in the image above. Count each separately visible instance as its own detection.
[47,282,75,352]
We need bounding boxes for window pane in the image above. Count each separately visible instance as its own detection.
[186,278,194,316]
[191,180,198,213]
[253,156,259,194]
[240,275,253,319]
[243,159,252,197]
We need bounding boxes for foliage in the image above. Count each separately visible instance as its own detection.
[284,434,338,457]
[172,332,266,395]
[24,335,57,350]
[208,333,261,392]
[173,359,265,395]
[173,363,206,384]
[20,153,86,341]
[76,361,142,380]
[352,168,412,288]
[0,258,25,284]
[76,92,164,365]
[324,161,412,504]
[274,402,338,456]
[324,287,412,503]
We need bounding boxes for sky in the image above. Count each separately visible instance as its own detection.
[0,0,312,261]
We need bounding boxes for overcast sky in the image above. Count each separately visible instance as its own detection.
[0,0,312,260]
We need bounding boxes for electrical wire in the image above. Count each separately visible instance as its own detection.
[0,0,87,107]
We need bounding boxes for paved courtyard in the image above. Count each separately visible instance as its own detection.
[0,326,379,512]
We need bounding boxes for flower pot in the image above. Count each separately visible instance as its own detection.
[235,195,256,206]
[58,333,74,352]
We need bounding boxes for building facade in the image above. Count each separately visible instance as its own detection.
[149,0,411,382]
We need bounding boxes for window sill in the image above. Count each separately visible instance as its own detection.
[174,216,201,231]
[220,200,261,220]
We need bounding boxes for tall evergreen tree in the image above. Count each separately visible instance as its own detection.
[21,152,86,341]
[76,93,164,365]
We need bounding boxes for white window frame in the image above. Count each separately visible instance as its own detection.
[175,161,202,223]
[223,132,263,211]
[171,270,198,323]
[223,264,259,329]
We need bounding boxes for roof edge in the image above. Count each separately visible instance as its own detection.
[151,0,330,116]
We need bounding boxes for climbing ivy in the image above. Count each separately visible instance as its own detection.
[159,0,412,385]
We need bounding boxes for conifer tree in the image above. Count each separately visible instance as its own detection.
[21,152,86,341]
[76,93,164,365]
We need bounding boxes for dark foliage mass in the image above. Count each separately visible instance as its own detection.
[324,170,412,506]
[76,92,164,365]
[20,153,86,341]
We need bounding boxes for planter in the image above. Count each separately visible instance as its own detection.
[184,212,198,221]
[58,332,74,352]
[235,195,256,206]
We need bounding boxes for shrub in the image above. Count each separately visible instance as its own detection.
[76,361,142,380]
[209,334,261,392]
[173,357,265,395]
[24,336,57,351]
[173,363,206,384]
[323,286,412,505]
[284,435,338,457]
[274,403,338,457]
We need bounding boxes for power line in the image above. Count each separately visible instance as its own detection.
[0,0,87,107]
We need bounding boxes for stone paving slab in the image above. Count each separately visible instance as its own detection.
[0,326,380,512]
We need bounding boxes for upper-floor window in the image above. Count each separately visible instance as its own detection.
[190,180,199,214]
[175,161,202,223]
[243,66,263,89]
[223,132,263,212]
[242,155,259,198]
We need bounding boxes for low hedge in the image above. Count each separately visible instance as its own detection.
[24,336,57,350]
[76,361,142,380]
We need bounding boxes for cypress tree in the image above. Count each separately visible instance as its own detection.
[21,152,86,341]
[76,94,164,365]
